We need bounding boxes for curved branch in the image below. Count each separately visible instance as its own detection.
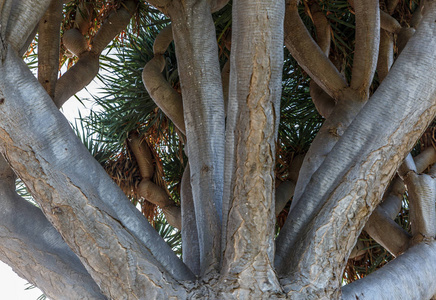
[90,0,137,55]
[54,51,100,108]
[380,10,401,34]
[143,26,185,134]
[342,242,436,299]
[54,0,136,108]
[309,4,336,118]
[284,1,347,100]
[0,46,194,298]
[129,133,181,229]
[0,158,106,299]
[38,0,63,98]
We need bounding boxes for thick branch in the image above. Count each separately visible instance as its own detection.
[275,181,295,216]
[38,0,63,98]
[0,46,193,298]
[90,0,137,55]
[403,171,436,243]
[380,10,401,34]
[220,0,284,295]
[3,0,51,53]
[350,0,380,95]
[277,5,436,297]
[169,0,225,276]
[284,1,348,100]
[54,51,99,108]
[342,241,436,299]
[0,158,106,299]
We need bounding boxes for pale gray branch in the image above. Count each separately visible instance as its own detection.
[342,242,436,300]
[3,0,51,53]
[0,158,106,300]
[181,164,200,276]
[0,46,193,298]
[276,5,436,295]
[169,0,225,276]
[364,208,411,256]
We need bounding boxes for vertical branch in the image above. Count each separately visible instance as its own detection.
[350,0,380,95]
[169,0,225,276]
[181,164,200,276]
[276,4,436,296]
[38,0,63,98]
[220,0,284,295]
[309,4,336,118]
[291,0,380,209]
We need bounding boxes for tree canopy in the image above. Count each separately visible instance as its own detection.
[1,0,436,299]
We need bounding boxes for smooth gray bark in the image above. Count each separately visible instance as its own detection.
[3,0,51,53]
[170,0,225,276]
[0,157,106,299]
[342,242,436,300]
[0,45,192,298]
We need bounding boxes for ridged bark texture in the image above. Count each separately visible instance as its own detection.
[0,45,192,299]
[220,0,284,297]
[169,0,225,276]
[0,157,106,299]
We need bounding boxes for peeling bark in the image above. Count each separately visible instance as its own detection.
[220,0,284,296]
